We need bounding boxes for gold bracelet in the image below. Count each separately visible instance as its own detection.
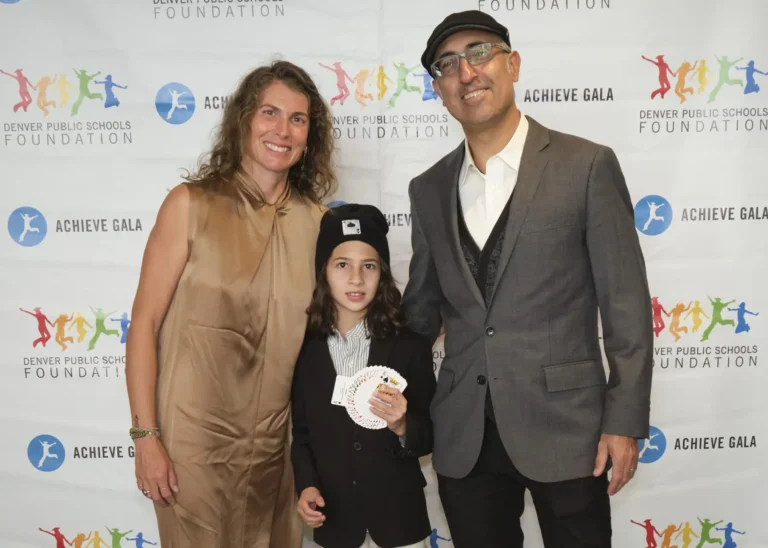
[129,427,160,440]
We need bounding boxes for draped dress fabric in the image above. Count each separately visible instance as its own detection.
[153,182,324,547]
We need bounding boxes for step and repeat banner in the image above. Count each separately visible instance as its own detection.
[2,0,767,546]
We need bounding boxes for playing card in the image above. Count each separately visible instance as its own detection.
[344,366,407,429]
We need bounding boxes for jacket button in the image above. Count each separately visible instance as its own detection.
[352,480,357,486]
[485,327,495,337]
[477,375,487,385]
[353,441,362,451]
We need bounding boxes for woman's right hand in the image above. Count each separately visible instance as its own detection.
[134,436,178,507]
[297,487,326,528]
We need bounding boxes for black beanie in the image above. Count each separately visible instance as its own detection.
[315,204,390,276]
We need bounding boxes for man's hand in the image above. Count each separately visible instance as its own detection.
[593,433,639,495]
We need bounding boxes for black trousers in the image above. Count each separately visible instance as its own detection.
[437,418,612,548]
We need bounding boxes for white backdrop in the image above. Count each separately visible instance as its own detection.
[2,0,767,547]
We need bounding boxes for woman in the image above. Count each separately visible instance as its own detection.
[125,60,336,547]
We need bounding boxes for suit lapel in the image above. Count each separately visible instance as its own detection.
[441,143,487,310]
[367,335,397,369]
[491,116,551,302]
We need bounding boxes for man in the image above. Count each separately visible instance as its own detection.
[402,10,654,548]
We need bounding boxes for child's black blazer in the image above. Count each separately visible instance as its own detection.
[290,327,437,548]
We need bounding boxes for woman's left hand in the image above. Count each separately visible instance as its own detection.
[369,385,407,437]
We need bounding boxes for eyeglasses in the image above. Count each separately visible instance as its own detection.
[430,42,512,78]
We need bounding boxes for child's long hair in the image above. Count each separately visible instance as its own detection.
[306,258,406,339]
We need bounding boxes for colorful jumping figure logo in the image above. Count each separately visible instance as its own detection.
[71,69,104,116]
[676,522,700,548]
[696,518,723,547]
[56,73,75,107]
[94,74,127,108]
[642,55,675,99]
[417,72,439,101]
[708,56,744,103]
[320,61,437,107]
[736,60,768,94]
[70,532,93,548]
[111,312,131,343]
[35,74,58,116]
[20,307,53,347]
[684,300,710,333]
[642,54,766,101]
[85,530,110,548]
[659,523,683,548]
[700,297,736,342]
[87,306,120,350]
[668,302,691,342]
[715,522,746,548]
[352,68,375,109]
[105,527,133,548]
[727,302,759,333]
[651,297,670,338]
[388,63,421,108]
[39,527,71,548]
[429,528,451,547]
[69,312,94,342]
[631,519,661,548]
[21,306,128,351]
[376,65,394,100]
[0,68,35,112]
[651,296,757,342]
[674,60,698,103]
[318,62,353,106]
[52,312,75,351]
[125,533,158,548]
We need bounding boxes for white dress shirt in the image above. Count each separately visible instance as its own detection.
[458,113,529,249]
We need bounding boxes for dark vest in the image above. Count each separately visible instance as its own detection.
[457,186,514,423]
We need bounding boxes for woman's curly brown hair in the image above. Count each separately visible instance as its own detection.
[307,259,406,340]
[183,60,337,204]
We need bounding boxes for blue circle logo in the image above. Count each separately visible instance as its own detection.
[8,206,47,247]
[155,82,195,125]
[0,0,22,4]
[326,200,348,208]
[634,195,672,236]
[28,434,65,472]
[637,426,667,464]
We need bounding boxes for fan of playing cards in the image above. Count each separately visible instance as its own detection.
[344,366,408,429]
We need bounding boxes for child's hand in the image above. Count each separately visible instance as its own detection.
[369,385,407,437]
[297,487,326,528]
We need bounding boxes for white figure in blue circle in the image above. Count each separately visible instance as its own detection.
[28,434,65,472]
[7,206,47,247]
[637,426,666,464]
[155,83,195,125]
[634,195,672,236]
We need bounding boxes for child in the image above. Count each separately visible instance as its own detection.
[291,204,437,548]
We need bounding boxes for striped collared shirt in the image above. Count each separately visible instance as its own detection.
[327,320,371,377]
[328,320,407,446]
